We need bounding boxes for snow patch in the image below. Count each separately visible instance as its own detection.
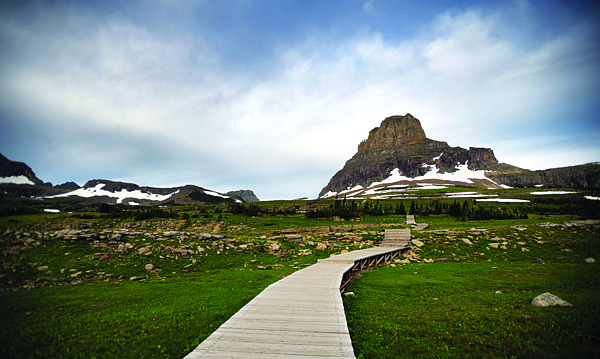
[477,198,530,203]
[585,196,600,201]
[369,162,498,187]
[531,191,576,195]
[447,192,497,198]
[43,209,60,213]
[46,183,178,204]
[0,175,35,185]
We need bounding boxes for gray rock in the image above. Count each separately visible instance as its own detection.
[585,258,596,263]
[532,293,572,307]
[37,266,49,271]
[138,247,152,255]
[129,276,145,281]
[144,264,155,271]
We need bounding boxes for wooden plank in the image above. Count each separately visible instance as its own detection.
[183,246,405,359]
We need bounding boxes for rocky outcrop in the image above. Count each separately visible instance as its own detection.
[55,182,81,191]
[319,114,600,197]
[0,153,45,185]
[319,114,504,196]
[227,190,260,203]
[488,163,600,189]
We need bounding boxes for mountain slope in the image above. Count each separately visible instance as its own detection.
[46,179,243,205]
[319,114,600,197]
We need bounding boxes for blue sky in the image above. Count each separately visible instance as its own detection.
[1,0,599,200]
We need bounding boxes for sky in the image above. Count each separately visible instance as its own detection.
[1,0,599,200]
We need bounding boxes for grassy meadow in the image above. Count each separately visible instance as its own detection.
[0,190,599,358]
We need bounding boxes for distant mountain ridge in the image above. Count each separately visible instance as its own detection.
[319,114,600,197]
[47,179,248,205]
[0,152,259,204]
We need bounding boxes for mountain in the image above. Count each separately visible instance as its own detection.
[0,153,46,186]
[227,190,260,202]
[47,179,244,205]
[319,114,600,197]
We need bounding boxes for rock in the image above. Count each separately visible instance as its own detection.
[129,276,145,281]
[163,231,182,237]
[226,190,260,202]
[316,243,328,250]
[585,258,596,263]
[534,258,545,264]
[344,292,355,296]
[270,243,281,251]
[37,266,48,271]
[532,293,572,307]
[489,243,499,248]
[138,247,152,255]
[256,266,267,270]
[495,291,502,294]
[144,264,155,271]
[412,239,424,247]
[461,238,473,245]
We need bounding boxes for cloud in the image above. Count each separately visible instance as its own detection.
[0,2,598,199]
[363,1,375,14]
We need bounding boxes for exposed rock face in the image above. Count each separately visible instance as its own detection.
[488,163,600,189]
[227,190,260,203]
[319,114,501,196]
[55,182,81,191]
[0,153,44,185]
[319,114,600,197]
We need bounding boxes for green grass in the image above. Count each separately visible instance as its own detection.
[343,226,600,358]
[1,197,598,358]
[0,269,284,359]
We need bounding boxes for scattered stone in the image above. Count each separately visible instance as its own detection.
[37,266,48,271]
[412,239,424,247]
[129,276,145,281]
[461,238,473,245]
[344,292,355,296]
[495,291,502,294]
[270,243,281,251]
[316,243,327,250]
[534,258,545,264]
[489,243,499,248]
[144,264,155,271]
[256,266,267,270]
[532,293,572,307]
[138,247,152,255]
[70,271,82,278]
[585,258,596,263]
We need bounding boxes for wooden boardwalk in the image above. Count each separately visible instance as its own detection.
[379,228,412,247]
[183,245,409,358]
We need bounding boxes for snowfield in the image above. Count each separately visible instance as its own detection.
[531,191,576,195]
[46,183,179,204]
[0,175,35,185]
[322,162,502,198]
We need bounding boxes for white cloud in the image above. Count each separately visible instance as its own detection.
[363,1,375,14]
[1,3,598,199]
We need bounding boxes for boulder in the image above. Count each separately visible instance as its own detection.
[144,264,155,271]
[585,258,596,263]
[532,293,572,307]
[412,239,424,247]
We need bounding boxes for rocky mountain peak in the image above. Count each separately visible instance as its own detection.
[358,113,427,153]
